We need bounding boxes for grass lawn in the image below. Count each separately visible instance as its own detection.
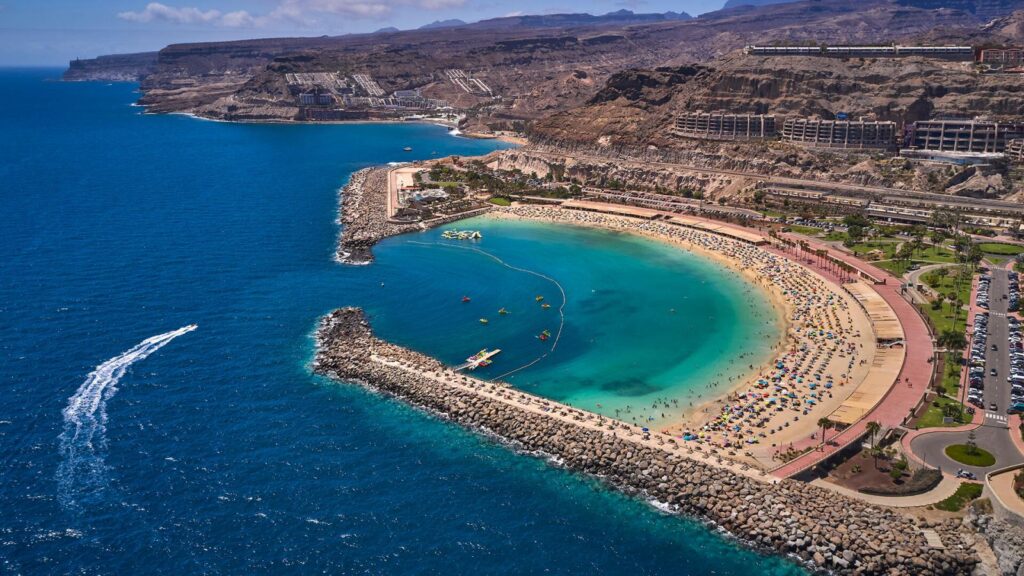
[934,482,984,512]
[916,396,970,429]
[919,266,973,334]
[914,245,957,263]
[875,260,910,275]
[945,444,997,467]
[788,224,823,236]
[987,256,1007,266]
[940,358,962,396]
[488,197,511,206]
[977,243,1024,256]
[922,301,967,335]
[921,266,972,301]
[824,231,847,242]
[850,240,900,259]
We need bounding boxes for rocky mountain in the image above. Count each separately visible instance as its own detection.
[897,0,1024,19]
[521,29,1024,200]
[722,0,799,10]
[418,19,467,30]
[531,50,1024,148]
[65,0,1010,128]
[461,10,692,29]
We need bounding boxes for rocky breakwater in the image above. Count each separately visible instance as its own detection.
[314,307,979,575]
[337,167,417,264]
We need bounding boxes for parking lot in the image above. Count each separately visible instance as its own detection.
[968,267,1024,425]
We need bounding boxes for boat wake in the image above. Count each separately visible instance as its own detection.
[57,325,197,509]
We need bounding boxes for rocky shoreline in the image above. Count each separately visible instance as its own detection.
[336,167,418,264]
[336,165,496,264]
[313,307,978,576]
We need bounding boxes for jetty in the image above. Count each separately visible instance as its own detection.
[314,308,977,576]
[337,165,492,264]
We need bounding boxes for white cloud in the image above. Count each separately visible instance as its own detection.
[417,0,466,9]
[118,3,223,24]
[118,0,469,28]
[303,0,392,17]
[219,10,256,27]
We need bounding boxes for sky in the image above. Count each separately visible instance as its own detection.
[0,0,727,66]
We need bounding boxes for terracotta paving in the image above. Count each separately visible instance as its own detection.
[769,236,935,478]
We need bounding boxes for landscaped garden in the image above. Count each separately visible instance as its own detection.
[919,265,973,335]
[916,396,970,429]
[977,243,1024,256]
[825,435,943,496]
[934,482,984,512]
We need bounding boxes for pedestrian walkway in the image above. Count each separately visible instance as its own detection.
[1011,415,1024,456]
[809,474,962,508]
[986,412,1009,427]
[987,466,1024,520]
[771,237,934,478]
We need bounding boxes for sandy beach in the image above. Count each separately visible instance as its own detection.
[487,205,877,466]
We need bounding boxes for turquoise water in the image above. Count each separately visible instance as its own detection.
[372,217,780,427]
[0,69,800,575]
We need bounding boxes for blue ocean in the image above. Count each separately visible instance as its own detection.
[0,69,800,575]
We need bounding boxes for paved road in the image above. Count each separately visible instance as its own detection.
[904,263,955,307]
[979,267,1013,425]
[909,267,1024,475]
[910,426,1024,476]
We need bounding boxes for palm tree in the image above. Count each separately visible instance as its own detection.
[866,420,881,449]
[817,417,834,447]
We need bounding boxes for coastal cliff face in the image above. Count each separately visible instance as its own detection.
[63,52,158,82]
[522,46,1024,199]
[66,0,998,128]
[531,53,1024,148]
[313,307,978,576]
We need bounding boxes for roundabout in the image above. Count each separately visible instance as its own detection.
[910,425,1023,477]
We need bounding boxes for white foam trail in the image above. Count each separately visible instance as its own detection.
[57,325,196,508]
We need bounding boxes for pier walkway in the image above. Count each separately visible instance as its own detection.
[371,354,775,483]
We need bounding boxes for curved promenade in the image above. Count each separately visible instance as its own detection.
[770,235,934,479]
